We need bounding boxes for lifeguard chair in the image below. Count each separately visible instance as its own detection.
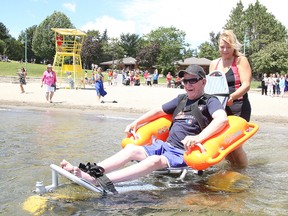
[51,28,86,89]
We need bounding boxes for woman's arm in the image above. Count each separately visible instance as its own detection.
[41,72,46,85]
[209,59,218,73]
[231,56,252,100]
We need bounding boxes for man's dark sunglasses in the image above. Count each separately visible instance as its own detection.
[182,77,203,85]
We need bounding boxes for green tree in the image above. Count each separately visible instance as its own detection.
[251,41,288,75]
[0,22,10,40]
[0,22,11,55]
[198,42,217,60]
[143,26,188,73]
[0,40,5,55]
[243,0,287,57]
[81,30,103,69]
[0,22,22,60]
[224,1,246,43]
[97,29,111,63]
[199,0,288,77]
[102,37,125,69]
[198,32,219,60]
[32,11,74,63]
[136,43,160,70]
[18,25,37,62]
[3,37,23,60]
[182,48,197,59]
[119,33,141,58]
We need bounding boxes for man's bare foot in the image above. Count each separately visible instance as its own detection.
[60,159,75,172]
[73,167,97,184]
[60,159,97,185]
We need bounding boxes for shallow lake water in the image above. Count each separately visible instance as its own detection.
[0,107,287,216]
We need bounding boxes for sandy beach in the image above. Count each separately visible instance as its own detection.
[0,77,287,123]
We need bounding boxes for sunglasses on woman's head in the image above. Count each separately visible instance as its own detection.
[182,77,203,85]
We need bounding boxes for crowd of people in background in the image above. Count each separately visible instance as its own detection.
[16,61,287,105]
[84,65,288,100]
[261,72,288,98]
[0,55,10,62]
[87,65,288,101]
[84,65,184,90]
[86,67,156,87]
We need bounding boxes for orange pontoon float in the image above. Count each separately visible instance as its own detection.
[121,115,172,148]
[121,114,259,170]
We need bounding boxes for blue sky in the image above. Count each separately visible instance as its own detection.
[1,0,287,48]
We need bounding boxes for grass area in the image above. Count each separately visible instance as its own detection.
[0,61,47,77]
[0,61,261,88]
[251,80,261,89]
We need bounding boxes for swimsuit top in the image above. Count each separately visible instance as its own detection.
[214,57,244,100]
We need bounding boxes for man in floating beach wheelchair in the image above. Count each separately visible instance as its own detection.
[61,65,229,190]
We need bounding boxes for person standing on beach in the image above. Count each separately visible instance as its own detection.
[284,74,288,96]
[41,64,57,103]
[146,73,152,86]
[153,69,159,86]
[143,70,149,85]
[94,67,107,101]
[18,67,27,93]
[112,70,118,86]
[267,73,274,97]
[279,74,286,98]
[107,69,113,86]
[261,73,268,95]
[166,72,173,88]
[209,30,252,168]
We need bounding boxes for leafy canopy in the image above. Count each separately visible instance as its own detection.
[32,11,74,62]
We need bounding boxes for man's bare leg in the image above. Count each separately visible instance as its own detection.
[45,92,49,102]
[49,92,54,102]
[61,154,168,185]
[60,145,148,184]
[97,144,148,173]
[105,155,168,183]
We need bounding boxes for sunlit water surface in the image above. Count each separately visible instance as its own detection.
[0,107,287,216]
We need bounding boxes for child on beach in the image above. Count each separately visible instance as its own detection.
[17,67,27,93]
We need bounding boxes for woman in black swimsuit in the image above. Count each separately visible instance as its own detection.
[209,30,252,168]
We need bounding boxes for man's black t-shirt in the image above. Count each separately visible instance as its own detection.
[162,95,224,150]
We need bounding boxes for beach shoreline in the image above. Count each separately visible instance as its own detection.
[1,80,287,123]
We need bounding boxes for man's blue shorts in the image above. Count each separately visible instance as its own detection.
[143,139,187,168]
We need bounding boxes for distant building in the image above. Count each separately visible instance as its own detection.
[99,56,211,74]
[175,57,211,73]
[99,57,137,71]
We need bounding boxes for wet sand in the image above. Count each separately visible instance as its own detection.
[1,78,287,123]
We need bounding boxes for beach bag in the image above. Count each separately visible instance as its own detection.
[51,83,56,92]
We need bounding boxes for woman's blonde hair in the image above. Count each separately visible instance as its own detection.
[219,30,243,56]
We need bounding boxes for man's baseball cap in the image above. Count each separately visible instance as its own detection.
[178,64,206,79]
